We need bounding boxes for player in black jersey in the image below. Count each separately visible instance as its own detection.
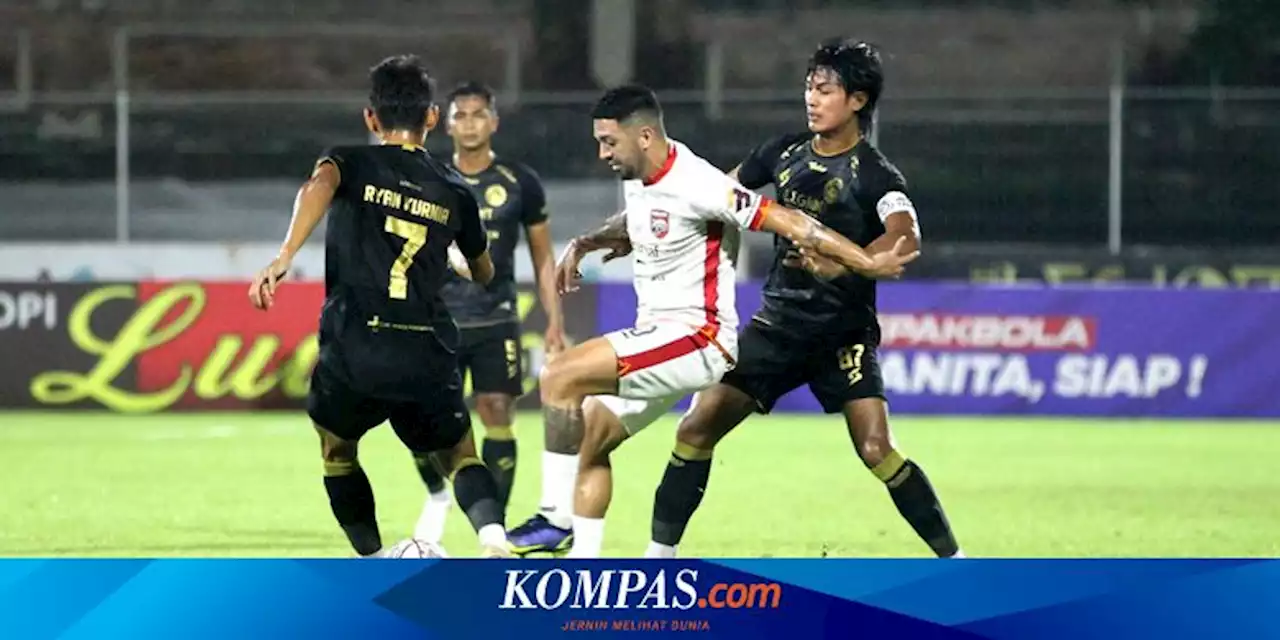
[410,82,571,551]
[248,55,510,558]
[645,39,963,559]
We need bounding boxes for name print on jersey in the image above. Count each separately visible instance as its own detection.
[361,184,452,224]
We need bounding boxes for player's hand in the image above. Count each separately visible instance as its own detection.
[865,236,920,280]
[447,243,473,281]
[249,256,291,310]
[797,248,850,280]
[544,323,567,360]
[555,241,586,295]
[600,238,632,264]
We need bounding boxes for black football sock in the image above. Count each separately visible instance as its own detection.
[651,443,714,546]
[413,452,448,495]
[873,452,960,558]
[323,460,381,556]
[482,426,518,511]
[452,458,505,533]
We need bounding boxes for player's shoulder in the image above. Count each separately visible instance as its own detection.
[316,144,363,170]
[854,141,908,191]
[670,140,723,180]
[417,157,476,202]
[319,143,361,157]
[492,156,542,187]
[759,131,812,160]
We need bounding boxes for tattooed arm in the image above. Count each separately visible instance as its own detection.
[555,211,631,294]
[757,201,918,280]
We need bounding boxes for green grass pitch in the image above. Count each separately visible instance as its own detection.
[2,411,1278,558]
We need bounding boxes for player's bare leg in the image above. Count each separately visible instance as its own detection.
[563,398,631,557]
[647,385,756,558]
[430,429,511,557]
[475,393,519,509]
[536,337,624,558]
[316,425,383,557]
[413,392,518,544]
[843,398,963,558]
[506,394,582,556]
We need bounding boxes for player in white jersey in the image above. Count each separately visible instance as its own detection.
[531,85,918,558]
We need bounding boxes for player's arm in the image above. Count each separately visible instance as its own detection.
[249,159,340,310]
[456,187,495,285]
[518,167,566,352]
[864,190,922,256]
[710,167,916,279]
[555,211,629,294]
[756,201,916,279]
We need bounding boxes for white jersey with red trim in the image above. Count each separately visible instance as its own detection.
[622,140,770,337]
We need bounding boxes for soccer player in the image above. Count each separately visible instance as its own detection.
[543,84,918,558]
[248,55,509,558]
[409,82,569,549]
[645,39,964,559]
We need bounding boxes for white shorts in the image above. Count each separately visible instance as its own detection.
[594,321,737,435]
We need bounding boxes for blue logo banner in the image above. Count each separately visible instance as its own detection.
[1,559,1277,639]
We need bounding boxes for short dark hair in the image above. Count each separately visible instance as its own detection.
[591,84,663,126]
[368,55,436,132]
[808,38,884,133]
[447,81,497,115]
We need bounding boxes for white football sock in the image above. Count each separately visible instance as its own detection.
[644,541,677,559]
[566,516,605,558]
[478,523,507,549]
[413,489,452,544]
[539,452,578,530]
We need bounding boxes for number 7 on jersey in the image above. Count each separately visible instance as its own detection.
[385,215,428,300]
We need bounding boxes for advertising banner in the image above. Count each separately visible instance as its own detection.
[594,282,1280,418]
[0,283,136,408]
[9,281,597,413]
[7,281,1279,417]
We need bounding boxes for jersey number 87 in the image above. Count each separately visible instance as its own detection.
[384,215,428,300]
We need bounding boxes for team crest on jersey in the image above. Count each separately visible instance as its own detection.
[824,178,844,204]
[650,210,671,239]
[485,184,508,207]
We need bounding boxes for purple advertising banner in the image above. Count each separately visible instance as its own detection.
[594,282,1280,417]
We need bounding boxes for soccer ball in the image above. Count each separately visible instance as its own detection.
[384,538,449,558]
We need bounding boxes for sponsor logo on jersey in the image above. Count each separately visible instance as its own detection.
[650,210,671,239]
[485,184,509,207]
[824,178,844,204]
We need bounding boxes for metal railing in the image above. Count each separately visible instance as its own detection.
[1,23,1277,250]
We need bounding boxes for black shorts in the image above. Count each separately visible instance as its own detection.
[308,362,472,451]
[721,318,885,414]
[457,321,524,397]
[308,306,471,451]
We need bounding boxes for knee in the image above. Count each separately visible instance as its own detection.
[855,436,894,469]
[578,419,611,462]
[316,426,358,475]
[475,394,515,430]
[675,414,721,452]
[539,360,573,403]
[578,402,625,464]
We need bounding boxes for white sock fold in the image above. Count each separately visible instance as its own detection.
[478,523,507,549]
[644,541,677,559]
[539,452,578,530]
[413,489,452,544]
[566,516,605,558]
